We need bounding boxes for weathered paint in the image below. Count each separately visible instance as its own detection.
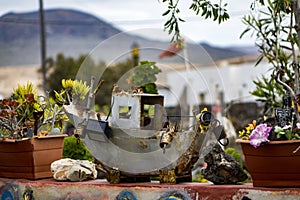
[1,178,300,200]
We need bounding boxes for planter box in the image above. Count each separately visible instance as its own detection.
[0,135,66,179]
[237,139,300,187]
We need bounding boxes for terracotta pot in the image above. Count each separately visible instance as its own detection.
[0,134,66,179]
[236,139,300,187]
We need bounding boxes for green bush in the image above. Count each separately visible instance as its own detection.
[62,135,93,161]
[225,147,243,168]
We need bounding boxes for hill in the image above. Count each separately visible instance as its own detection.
[0,9,257,67]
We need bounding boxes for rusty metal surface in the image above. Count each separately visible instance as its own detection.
[63,93,206,178]
[63,93,226,184]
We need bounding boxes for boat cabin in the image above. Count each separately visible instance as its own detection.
[110,93,164,130]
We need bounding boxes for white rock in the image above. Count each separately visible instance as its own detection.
[51,158,97,181]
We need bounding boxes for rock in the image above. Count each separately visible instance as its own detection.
[51,158,97,181]
[201,142,248,184]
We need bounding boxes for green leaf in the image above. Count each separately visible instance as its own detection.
[213,8,218,21]
[162,10,171,16]
[240,28,251,39]
[178,18,185,22]
[281,45,292,51]
[255,55,264,66]
[201,7,207,16]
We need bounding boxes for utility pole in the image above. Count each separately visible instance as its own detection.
[39,0,47,93]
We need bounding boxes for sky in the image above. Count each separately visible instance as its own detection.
[0,0,255,47]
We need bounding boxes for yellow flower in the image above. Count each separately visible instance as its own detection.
[239,120,258,140]
[245,120,256,133]
[62,79,74,89]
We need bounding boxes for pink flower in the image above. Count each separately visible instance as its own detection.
[249,123,272,148]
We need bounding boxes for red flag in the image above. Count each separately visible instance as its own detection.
[159,41,183,59]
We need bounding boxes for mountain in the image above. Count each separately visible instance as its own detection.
[0,9,257,67]
[0,9,121,41]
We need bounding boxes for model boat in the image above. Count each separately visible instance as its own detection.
[64,90,220,184]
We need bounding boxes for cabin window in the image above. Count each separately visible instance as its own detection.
[119,106,131,119]
[141,104,155,127]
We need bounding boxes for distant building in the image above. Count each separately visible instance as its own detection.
[157,60,270,108]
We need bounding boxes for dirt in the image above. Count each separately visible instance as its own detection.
[0,65,42,98]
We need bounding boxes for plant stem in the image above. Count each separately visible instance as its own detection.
[291,0,300,119]
[276,72,300,122]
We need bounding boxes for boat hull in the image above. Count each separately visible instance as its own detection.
[64,104,207,183]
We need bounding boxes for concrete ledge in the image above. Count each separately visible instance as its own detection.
[1,178,300,200]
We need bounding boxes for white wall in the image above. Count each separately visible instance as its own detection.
[158,61,271,107]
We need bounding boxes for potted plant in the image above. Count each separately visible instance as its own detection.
[237,0,300,187]
[0,82,67,179]
[237,115,300,187]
